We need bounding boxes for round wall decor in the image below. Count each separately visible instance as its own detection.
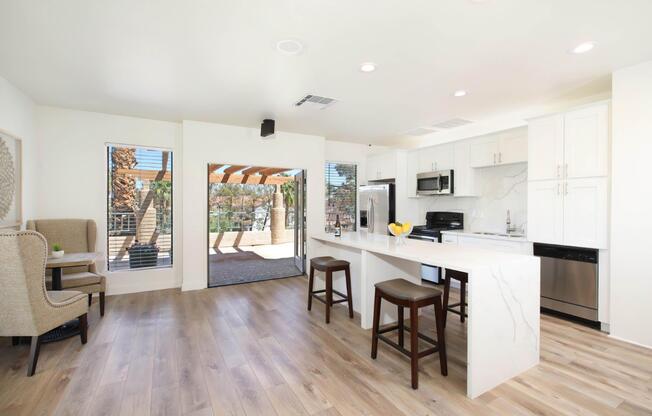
[0,137,16,220]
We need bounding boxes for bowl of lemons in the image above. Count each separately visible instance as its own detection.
[388,221,413,244]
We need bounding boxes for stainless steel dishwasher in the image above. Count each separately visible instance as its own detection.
[533,243,598,322]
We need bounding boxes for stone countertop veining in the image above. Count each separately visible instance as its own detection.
[440,229,529,242]
[312,231,534,273]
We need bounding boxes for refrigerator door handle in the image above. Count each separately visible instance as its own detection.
[368,197,375,233]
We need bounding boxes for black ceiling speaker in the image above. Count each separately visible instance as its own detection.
[261,119,275,139]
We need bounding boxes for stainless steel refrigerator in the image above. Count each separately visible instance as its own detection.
[359,184,395,235]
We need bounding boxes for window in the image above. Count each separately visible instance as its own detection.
[107,145,173,271]
[325,162,357,232]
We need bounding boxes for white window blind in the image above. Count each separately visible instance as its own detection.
[325,162,357,233]
[107,145,173,271]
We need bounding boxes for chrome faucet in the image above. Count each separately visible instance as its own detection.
[506,209,517,234]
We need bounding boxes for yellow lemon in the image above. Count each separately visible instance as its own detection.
[402,223,411,233]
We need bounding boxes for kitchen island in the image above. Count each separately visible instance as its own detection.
[311,231,540,399]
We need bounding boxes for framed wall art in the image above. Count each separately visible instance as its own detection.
[0,130,22,229]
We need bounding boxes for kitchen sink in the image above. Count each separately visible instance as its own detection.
[472,231,525,238]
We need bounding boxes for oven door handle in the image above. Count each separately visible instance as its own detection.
[408,234,437,242]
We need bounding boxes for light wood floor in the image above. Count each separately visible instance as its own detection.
[1,276,651,416]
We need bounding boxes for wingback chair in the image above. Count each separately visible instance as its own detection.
[0,230,88,376]
[26,219,106,316]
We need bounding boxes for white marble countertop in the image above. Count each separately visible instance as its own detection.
[441,229,529,242]
[312,231,534,272]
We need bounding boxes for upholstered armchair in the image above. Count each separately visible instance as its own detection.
[26,219,107,316]
[0,230,88,376]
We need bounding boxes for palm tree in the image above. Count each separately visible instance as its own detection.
[280,181,295,227]
[150,180,172,232]
[111,147,137,213]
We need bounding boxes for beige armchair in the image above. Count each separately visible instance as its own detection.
[26,219,106,316]
[0,230,88,376]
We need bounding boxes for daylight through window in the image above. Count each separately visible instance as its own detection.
[325,162,357,233]
[107,145,173,271]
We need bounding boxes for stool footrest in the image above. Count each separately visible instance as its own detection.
[311,289,349,305]
[445,302,468,318]
[377,334,440,359]
[376,324,441,359]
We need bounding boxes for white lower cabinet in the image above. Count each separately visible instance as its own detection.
[441,234,458,244]
[527,177,607,248]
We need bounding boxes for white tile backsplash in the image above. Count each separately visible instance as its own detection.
[417,163,528,233]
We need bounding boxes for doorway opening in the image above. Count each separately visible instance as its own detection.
[207,164,306,287]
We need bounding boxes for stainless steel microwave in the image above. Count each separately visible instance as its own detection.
[416,170,454,195]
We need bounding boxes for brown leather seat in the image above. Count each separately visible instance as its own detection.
[371,278,447,389]
[375,279,442,302]
[310,256,350,271]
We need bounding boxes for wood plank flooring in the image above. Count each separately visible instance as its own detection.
[1,276,651,416]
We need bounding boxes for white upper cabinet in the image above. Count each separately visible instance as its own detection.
[418,143,454,172]
[469,130,527,168]
[528,114,564,181]
[453,140,477,197]
[528,102,609,181]
[366,151,397,181]
[469,136,500,168]
[406,150,420,198]
[526,101,610,249]
[564,104,609,179]
[498,131,528,165]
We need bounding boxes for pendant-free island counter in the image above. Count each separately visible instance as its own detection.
[311,231,540,399]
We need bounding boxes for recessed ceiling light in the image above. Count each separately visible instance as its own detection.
[453,90,467,97]
[276,39,303,55]
[571,41,595,54]
[360,63,376,73]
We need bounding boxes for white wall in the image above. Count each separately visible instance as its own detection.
[610,60,652,348]
[34,106,182,295]
[0,75,36,224]
[181,120,326,291]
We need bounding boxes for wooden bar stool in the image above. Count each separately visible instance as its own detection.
[371,278,447,389]
[442,269,468,328]
[307,256,354,324]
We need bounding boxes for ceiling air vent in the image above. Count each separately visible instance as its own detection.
[405,127,436,136]
[431,118,473,129]
[295,94,338,110]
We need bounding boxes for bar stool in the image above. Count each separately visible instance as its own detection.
[442,269,468,328]
[308,256,354,324]
[371,278,447,389]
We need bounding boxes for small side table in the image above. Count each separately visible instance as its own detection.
[41,252,102,342]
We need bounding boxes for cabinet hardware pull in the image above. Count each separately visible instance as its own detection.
[493,153,496,165]
[498,152,502,163]
[565,182,568,195]
[557,183,560,195]
[557,164,560,178]
[564,163,568,178]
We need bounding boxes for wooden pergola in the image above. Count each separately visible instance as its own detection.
[115,164,296,185]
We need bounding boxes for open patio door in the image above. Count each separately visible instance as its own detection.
[294,170,306,273]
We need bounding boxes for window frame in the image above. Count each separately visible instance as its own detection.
[105,143,174,272]
[324,160,358,233]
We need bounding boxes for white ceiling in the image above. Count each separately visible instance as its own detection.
[1,0,652,145]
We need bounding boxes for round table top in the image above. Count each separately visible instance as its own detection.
[45,252,102,269]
